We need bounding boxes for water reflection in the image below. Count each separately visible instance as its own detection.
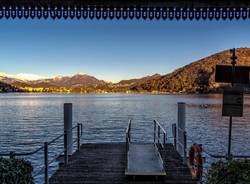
[0,93,249,183]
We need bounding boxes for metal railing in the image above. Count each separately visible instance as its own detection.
[172,124,187,164]
[0,123,83,184]
[153,120,167,149]
[170,122,250,184]
[126,119,131,154]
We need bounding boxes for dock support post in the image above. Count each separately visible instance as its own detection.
[44,142,49,184]
[64,103,73,155]
[177,102,186,157]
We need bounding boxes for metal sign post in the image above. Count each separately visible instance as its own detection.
[215,48,248,160]
[227,48,237,160]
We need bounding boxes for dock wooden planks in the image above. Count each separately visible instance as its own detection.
[49,143,196,184]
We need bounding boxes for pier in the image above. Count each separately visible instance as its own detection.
[49,143,195,184]
[0,103,198,183]
[50,106,195,184]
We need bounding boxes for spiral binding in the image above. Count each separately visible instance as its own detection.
[0,6,249,20]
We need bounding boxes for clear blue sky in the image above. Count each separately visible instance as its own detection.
[0,19,250,82]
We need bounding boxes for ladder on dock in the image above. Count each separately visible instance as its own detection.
[125,120,166,177]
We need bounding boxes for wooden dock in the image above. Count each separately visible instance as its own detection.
[50,143,196,184]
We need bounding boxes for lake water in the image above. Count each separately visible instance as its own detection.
[0,93,250,183]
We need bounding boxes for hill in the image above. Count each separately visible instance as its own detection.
[0,74,109,93]
[0,48,250,93]
[128,48,250,93]
[0,81,21,92]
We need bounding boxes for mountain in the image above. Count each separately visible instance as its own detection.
[0,81,22,92]
[0,73,109,93]
[0,75,29,87]
[127,48,250,93]
[28,74,107,88]
[118,74,161,86]
[1,47,250,93]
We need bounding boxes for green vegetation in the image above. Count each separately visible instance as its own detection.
[205,159,250,184]
[0,158,34,184]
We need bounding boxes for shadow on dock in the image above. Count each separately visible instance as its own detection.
[50,143,195,184]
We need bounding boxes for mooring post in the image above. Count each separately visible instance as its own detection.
[177,102,186,157]
[64,103,73,155]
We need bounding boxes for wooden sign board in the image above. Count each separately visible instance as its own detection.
[215,65,250,84]
[222,88,244,117]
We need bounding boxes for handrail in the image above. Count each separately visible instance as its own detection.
[48,133,65,146]
[176,128,250,159]
[0,123,83,184]
[126,119,132,154]
[171,123,187,164]
[126,119,131,139]
[170,122,250,184]
[48,124,78,146]
[0,124,80,157]
[153,120,167,149]
[154,120,166,134]
[0,146,44,157]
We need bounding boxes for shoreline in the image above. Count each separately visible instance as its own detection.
[0,91,220,95]
[1,90,249,96]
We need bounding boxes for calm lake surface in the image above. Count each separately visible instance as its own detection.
[0,93,250,183]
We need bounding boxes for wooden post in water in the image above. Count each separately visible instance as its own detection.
[177,102,186,157]
[64,103,73,155]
